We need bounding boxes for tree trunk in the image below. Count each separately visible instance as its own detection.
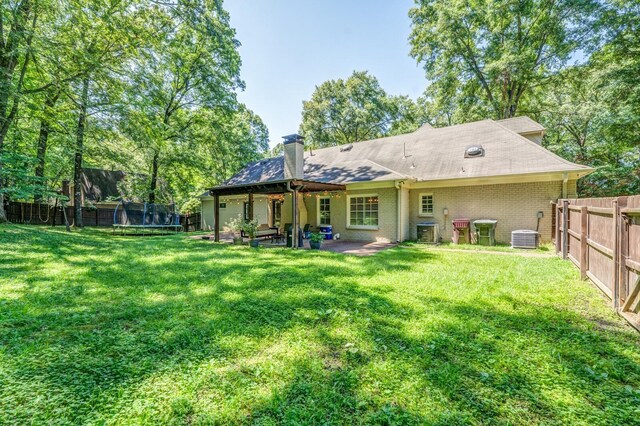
[148,150,159,204]
[34,89,61,201]
[0,194,7,223]
[0,0,34,223]
[73,77,90,227]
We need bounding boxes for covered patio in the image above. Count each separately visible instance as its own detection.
[207,179,346,248]
[194,231,396,256]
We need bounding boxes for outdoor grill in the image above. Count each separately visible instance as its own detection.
[451,218,470,244]
[473,219,498,246]
[417,222,439,244]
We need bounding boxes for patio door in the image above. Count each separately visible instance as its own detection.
[271,200,282,227]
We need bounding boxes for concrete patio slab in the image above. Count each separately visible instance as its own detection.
[191,233,396,256]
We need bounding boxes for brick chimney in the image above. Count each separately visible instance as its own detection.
[283,134,304,180]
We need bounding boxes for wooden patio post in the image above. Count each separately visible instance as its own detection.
[580,206,588,280]
[214,193,220,242]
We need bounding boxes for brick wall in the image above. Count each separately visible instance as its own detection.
[201,195,270,231]
[408,180,573,243]
[201,179,577,242]
[298,188,398,243]
[280,193,308,229]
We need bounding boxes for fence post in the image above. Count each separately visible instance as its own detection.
[612,199,620,309]
[617,197,628,309]
[562,200,569,260]
[555,202,562,254]
[580,206,588,280]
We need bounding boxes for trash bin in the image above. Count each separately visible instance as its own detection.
[473,219,498,246]
[285,223,304,247]
[452,218,470,244]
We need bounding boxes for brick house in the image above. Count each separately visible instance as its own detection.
[200,117,592,245]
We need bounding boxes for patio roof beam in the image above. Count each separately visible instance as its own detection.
[207,179,345,197]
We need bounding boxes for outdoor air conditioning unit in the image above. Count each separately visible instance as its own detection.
[417,222,439,244]
[511,230,539,249]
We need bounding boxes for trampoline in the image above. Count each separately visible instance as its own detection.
[113,200,181,235]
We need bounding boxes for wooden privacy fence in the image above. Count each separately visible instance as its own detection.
[554,196,640,330]
[5,201,201,232]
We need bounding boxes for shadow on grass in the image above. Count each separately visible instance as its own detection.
[1,225,639,424]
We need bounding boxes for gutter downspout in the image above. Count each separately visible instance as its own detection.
[562,172,569,199]
[395,181,404,243]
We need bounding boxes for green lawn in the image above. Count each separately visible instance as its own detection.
[1,225,639,425]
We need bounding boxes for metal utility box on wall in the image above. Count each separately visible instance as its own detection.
[511,230,539,249]
[473,219,498,246]
[417,222,439,244]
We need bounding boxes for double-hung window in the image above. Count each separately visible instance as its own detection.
[348,195,378,228]
[420,193,434,216]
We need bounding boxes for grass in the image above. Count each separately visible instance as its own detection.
[1,225,639,425]
[403,241,554,254]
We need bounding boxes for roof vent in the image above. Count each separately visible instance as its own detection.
[464,145,484,158]
[340,144,353,152]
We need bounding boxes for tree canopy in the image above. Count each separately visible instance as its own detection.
[299,71,425,149]
[0,0,638,222]
[408,0,639,197]
[409,0,602,120]
[0,0,269,222]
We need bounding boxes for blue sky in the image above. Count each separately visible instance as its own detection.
[225,0,426,148]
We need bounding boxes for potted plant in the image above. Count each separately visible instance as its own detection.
[242,219,260,248]
[309,232,324,250]
[226,215,244,245]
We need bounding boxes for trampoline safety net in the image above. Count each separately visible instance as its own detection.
[113,201,180,227]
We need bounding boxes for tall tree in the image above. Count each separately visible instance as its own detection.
[533,0,640,196]
[71,75,89,225]
[0,0,37,221]
[63,0,148,225]
[300,71,424,148]
[33,87,61,197]
[124,0,242,204]
[409,0,601,121]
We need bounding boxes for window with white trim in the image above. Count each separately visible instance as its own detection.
[318,197,331,225]
[348,195,379,228]
[420,193,434,216]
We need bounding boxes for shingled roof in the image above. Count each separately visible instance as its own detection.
[222,117,591,187]
[496,116,545,134]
